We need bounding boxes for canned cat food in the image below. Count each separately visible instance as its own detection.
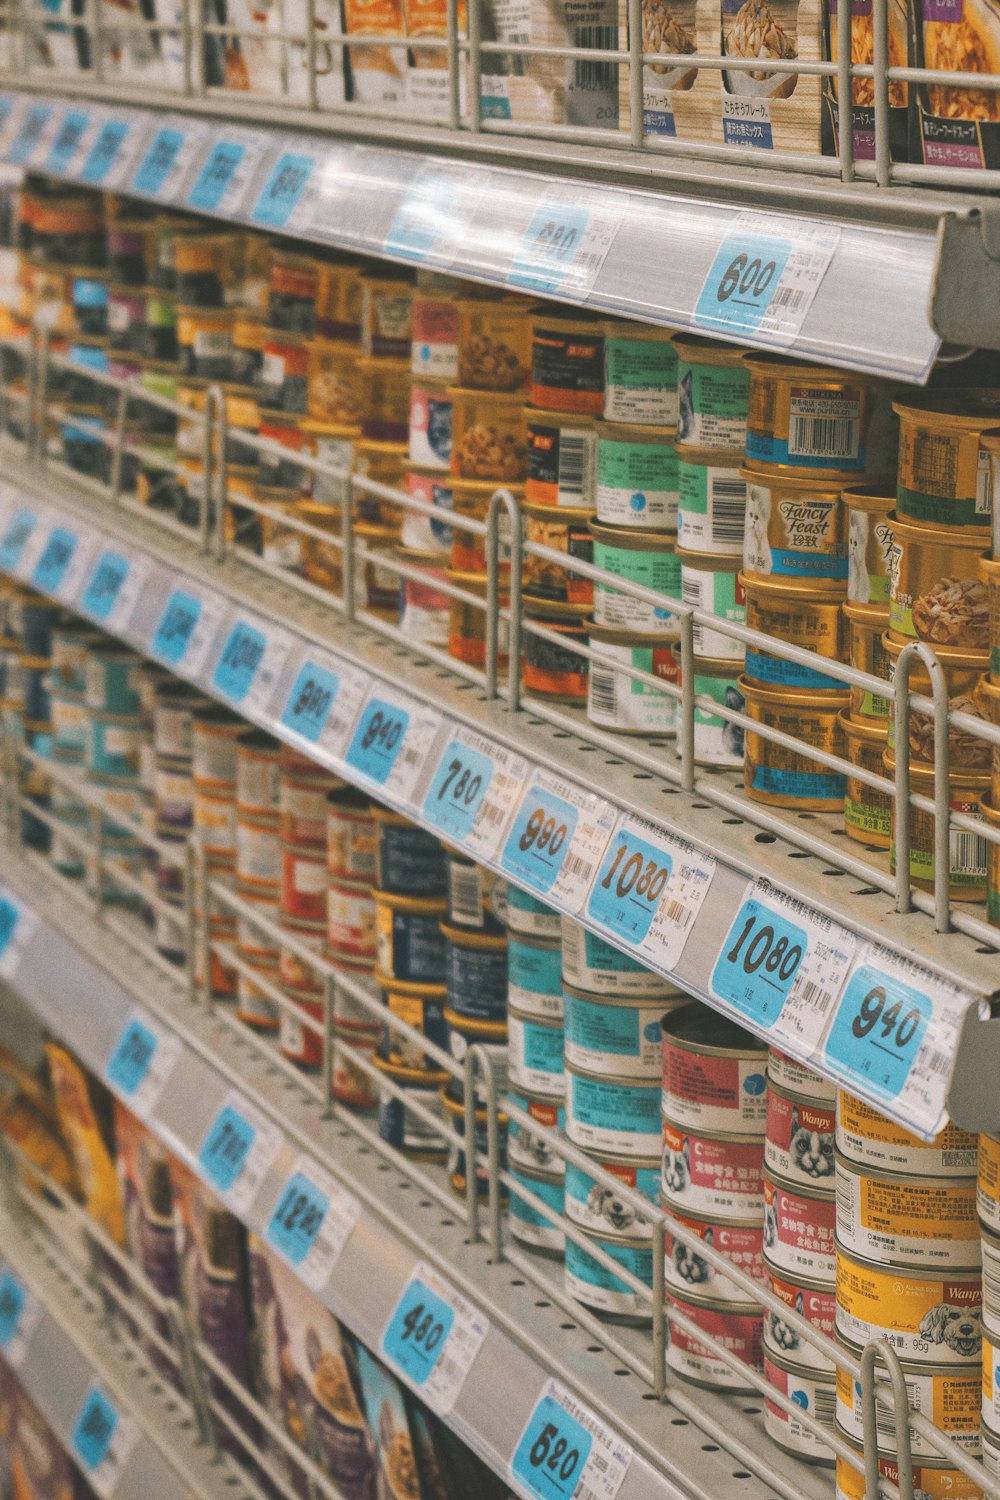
[561,919,679,999]
[742,468,849,585]
[410,292,459,382]
[374,891,447,983]
[280,845,327,923]
[835,1360,981,1456]
[764,1171,837,1279]
[195,788,237,857]
[742,574,846,692]
[746,357,895,479]
[85,714,142,780]
[374,807,448,896]
[403,467,453,555]
[841,714,892,849]
[259,333,309,414]
[674,335,750,451]
[236,815,281,890]
[279,773,340,851]
[448,570,510,668]
[677,449,748,556]
[327,788,377,883]
[566,1063,661,1158]
[766,1085,836,1189]
[587,621,680,735]
[510,1164,565,1254]
[525,408,596,510]
[375,1057,447,1159]
[155,760,195,833]
[590,520,681,634]
[562,983,665,1081]
[358,358,410,444]
[885,752,988,901]
[666,1292,763,1390]
[765,1267,836,1373]
[449,388,527,482]
[443,922,508,1023]
[177,307,234,381]
[279,984,326,1070]
[449,477,514,574]
[506,885,561,939]
[666,1212,764,1305]
[360,275,412,360]
[679,550,746,661]
[523,605,588,701]
[836,1246,982,1365]
[662,1121,765,1221]
[193,706,242,790]
[523,504,593,608]
[85,647,141,716]
[844,605,892,727]
[378,973,448,1072]
[327,878,377,962]
[839,1092,978,1178]
[836,1450,984,1500]
[457,299,531,392]
[565,1229,652,1322]
[566,1154,658,1239]
[984,1326,1000,1430]
[153,682,205,761]
[769,1049,837,1102]
[844,481,895,613]
[894,390,998,530]
[602,322,678,428]
[409,380,453,469]
[531,313,604,416]
[508,935,563,1020]
[888,514,989,652]
[306,342,363,426]
[743,677,848,811]
[509,1005,565,1097]
[507,1087,566,1175]
[447,856,506,934]
[764,1351,836,1463]
[661,1004,768,1134]
[686,656,747,768]
[835,1155,979,1268]
[595,422,678,531]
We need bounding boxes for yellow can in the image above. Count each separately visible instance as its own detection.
[745,355,896,479]
[835,1450,984,1500]
[843,479,895,615]
[354,438,408,529]
[979,1129,1000,1232]
[315,257,363,344]
[838,1090,977,1177]
[894,389,999,530]
[741,676,848,810]
[839,711,891,848]
[980,551,1000,684]
[449,477,520,574]
[843,600,891,727]
[358,357,410,443]
[449,388,528,482]
[883,633,991,770]
[885,750,989,902]
[888,513,990,651]
[457,298,531,393]
[741,573,846,694]
[307,340,365,426]
[741,466,848,586]
[835,1245,982,1364]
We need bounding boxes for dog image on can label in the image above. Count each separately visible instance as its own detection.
[565,1156,659,1239]
[836,1248,982,1366]
[765,1086,836,1188]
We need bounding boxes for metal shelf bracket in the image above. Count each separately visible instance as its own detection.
[930,209,1000,346]
[944,1001,1000,1130]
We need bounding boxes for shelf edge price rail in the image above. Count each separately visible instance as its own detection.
[381,1260,489,1414]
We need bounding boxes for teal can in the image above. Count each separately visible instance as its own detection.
[590,519,681,634]
[85,646,141,716]
[85,713,142,779]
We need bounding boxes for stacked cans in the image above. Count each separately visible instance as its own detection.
[48,617,96,876]
[661,1005,767,1386]
[233,729,284,1030]
[150,680,206,962]
[83,639,145,900]
[979,1131,1000,1477]
[762,1050,838,1462]
[325,783,379,1105]
[834,1091,981,1491]
[191,702,244,998]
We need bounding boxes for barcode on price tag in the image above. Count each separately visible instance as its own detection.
[508,186,622,299]
[711,880,856,1052]
[821,942,969,1137]
[45,109,91,174]
[0,507,36,573]
[0,1271,40,1371]
[188,134,267,215]
[586,816,714,971]
[265,1154,361,1292]
[0,892,39,980]
[149,586,227,675]
[382,1260,489,1413]
[197,1089,283,1215]
[694,212,840,347]
[105,1009,182,1121]
[346,687,441,802]
[212,616,292,715]
[70,1386,138,1497]
[131,124,203,200]
[512,1378,632,1500]
[422,727,526,859]
[80,550,151,631]
[501,771,616,911]
[384,166,485,267]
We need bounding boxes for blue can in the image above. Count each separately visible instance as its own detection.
[375,891,448,983]
[376,1058,447,1157]
[508,935,563,1020]
[510,1164,565,1254]
[444,923,508,1023]
[374,807,448,895]
[564,1229,653,1322]
[505,883,561,939]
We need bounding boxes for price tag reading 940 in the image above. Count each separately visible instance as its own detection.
[586,816,714,972]
[265,1155,361,1292]
[0,1270,40,1370]
[346,687,441,803]
[501,772,616,911]
[512,1379,633,1500]
[105,1009,182,1121]
[80,549,151,631]
[508,186,623,299]
[188,135,266,215]
[150,586,227,675]
[694,212,840,347]
[70,1386,138,1497]
[381,1261,489,1414]
[422,727,526,859]
[197,1089,283,1216]
[212,617,293,716]
[711,880,856,1051]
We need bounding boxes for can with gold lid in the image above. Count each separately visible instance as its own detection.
[888,513,990,652]
[307,340,365,426]
[587,619,679,736]
[840,711,891,848]
[450,388,527,482]
[525,407,596,510]
[844,479,895,613]
[742,677,848,810]
[602,320,678,427]
[595,421,677,530]
[886,750,989,901]
[883,633,991,770]
[746,356,896,479]
[894,389,999,529]
[530,310,604,415]
[741,467,848,585]
[843,600,892,727]
[742,574,846,694]
[673,334,750,450]
[449,478,516,574]
[523,604,588,701]
[523,502,593,609]
[457,298,531,392]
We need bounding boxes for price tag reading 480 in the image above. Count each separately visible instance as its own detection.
[512,1379,633,1500]
[382,1261,489,1414]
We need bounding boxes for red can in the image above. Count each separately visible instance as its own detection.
[764,1082,836,1190]
[666,1292,763,1390]
[663,1209,764,1307]
[280,843,327,923]
[661,1121,765,1223]
[327,877,377,962]
[763,1170,836,1281]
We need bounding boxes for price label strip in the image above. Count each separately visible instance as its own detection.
[251,151,318,230]
[80,549,153,632]
[501,771,617,912]
[512,1378,633,1500]
[70,1386,138,1498]
[382,1261,489,1414]
[31,525,81,597]
[0,891,39,981]
[149,585,228,675]
[7,103,52,167]
[0,1270,40,1371]
[422,727,528,860]
[45,109,91,174]
[131,123,204,201]
[197,1088,283,1216]
[0,507,38,574]
[822,942,970,1136]
[508,185,623,299]
[384,165,486,268]
[586,816,714,972]
[265,1155,361,1292]
[188,133,268,215]
[346,686,441,803]
[711,880,856,1053]
[212,616,293,716]
[694,211,840,347]
[105,1009,182,1121]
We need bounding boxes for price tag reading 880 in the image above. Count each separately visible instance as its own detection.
[586,816,713,971]
[382,1261,489,1413]
[512,1379,632,1500]
[508,187,622,299]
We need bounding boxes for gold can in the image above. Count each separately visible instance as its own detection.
[449,388,528,482]
[358,357,410,443]
[360,273,413,360]
[308,340,365,425]
[447,569,509,668]
[298,501,344,593]
[981,792,1000,928]
[449,477,520,574]
[883,633,990,770]
[741,465,848,587]
[839,710,891,848]
[836,1450,984,1500]
[980,551,1000,683]
[315,257,363,344]
[741,573,846,694]
[885,751,989,901]
[523,501,594,610]
[457,298,531,392]
[354,438,408,530]
[741,676,848,810]
[977,674,1000,807]
[843,479,895,615]
[888,513,990,651]
[894,389,999,530]
[299,419,361,510]
[745,355,896,479]
[843,600,892,727]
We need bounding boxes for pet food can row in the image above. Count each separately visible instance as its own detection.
[665,1211,765,1308]
[507,935,563,1020]
[661,1004,768,1135]
[510,1163,565,1255]
[563,983,665,1082]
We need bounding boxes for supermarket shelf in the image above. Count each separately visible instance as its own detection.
[0,1186,256,1500]
[0,841,834,1500]
[0,84,958,380]
[0,457,995,1139]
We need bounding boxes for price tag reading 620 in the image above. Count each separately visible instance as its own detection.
[512,1380,632,1500]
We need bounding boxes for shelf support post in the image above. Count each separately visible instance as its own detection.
[859,1340,915,1500]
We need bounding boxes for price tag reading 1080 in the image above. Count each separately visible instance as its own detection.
[710,896,807,1029]
[586,829,672,945]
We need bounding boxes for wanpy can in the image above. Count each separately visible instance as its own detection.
[567,1062,660,1158]
[679,549,746,662]
[676,448,747,556]
[844,480,895,614]
[980,1132,1000,1233]
[841,713,892,849]
[327,787,377,884]
[525,407,596,510]
[844,603,892,728]
[983,1324,1000,1432]
[602,320,678,428]
[411,291,459,383]
[894,389,998,529]
[836,1245,982,1366]
[507,1086,566,1176]
[835,1359,981,1457]
[885,752,989,903]
[763,1170,836,1280]
[587,621,679,736]
[838,1090,978,1178]
[565,1228,653,1323]
[673,334,750,450]
[193,705,243,791]
[764,1349,836,1464]
[765,1083,836,1190]
[440,1082,508,1200]
[447,855,506,934]
[742,573,846,693]
[768,1048,837,1103]
[745,357,896,479]
[661,1003,768,1135]
[523,604,589,702]
[686,656,746,768]
[590,520,681,634]
[374,891,447,983]
[236,730,282,818]
[457,297,531,393]
[509,1005,564,1098]
[531,311,604,416]
[510,1163,566,1255]
[403,466,453,556]
[327,878,377,963]
[507,934,563,1020]
[666,1291,763,1391]
[742,677,848,812]
[85,646,141,716]
[835,1154,980,1269]
[443,922,508,1023]
[836,1448,986,1500]
[742,468,849,585]
[888,513,989,653]
[765,1266,836,1374]
[595,422,678,531]
[373,806,448,896]
[375,1057,447,1160]
[665,1210,765,1306]
[523,503,594,610]
[561,918,680,1000]
[662,1121,765,1222]
[983,1228,1000,1332]
[378,973,448,1073]
[506,884,561,940]
[280,771,341,851]
[566,1153,658,1241]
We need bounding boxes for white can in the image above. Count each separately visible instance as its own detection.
[586,622,679,737]
[506,885,560,940]
[563,983,664,1082]
[508,1006,565,1099]
[561,917,679,1000]
[662,1121,764,1222]
[835,1359,981,1457]
[566,1063,660,1159]
[764,1171,836,1280]
[764,1351,835,1464]
[838,1090,977,1180]
[661,1003,767,1135]
[765,1083,836,1190]
[835,1155,979,1269]
[679,550,746,662]
[984,1328,1000,1433]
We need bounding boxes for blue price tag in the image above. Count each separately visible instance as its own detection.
[79,120,129,184]
[346,696,410,785]
[509,202,590,295]
[383,1277,455,1386]
[501,787,579,895]
[71,1388,118,1472]
[824,961,932,1101]
[132,128,184,197]
[212,620,267,704]
[81,551,129,620]
[586,831,673,945]
[8,104,51,166]
[0,508,37,572]
[106,1018,158,1099]
[423,740,495,841]
[0,1271,25,1349]
[0,897,20,957]
[199,1104,256,1194]
[32,527,77,595]
[46,110,89,173]
[512,1394,594,1500]
[189,141,244,211]
[266,1171,330,1266]
[694,233,792,337]
[151,589,202,666]
[280,661,340,743]
[252,153,314,229]
[710,897,808,1029]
